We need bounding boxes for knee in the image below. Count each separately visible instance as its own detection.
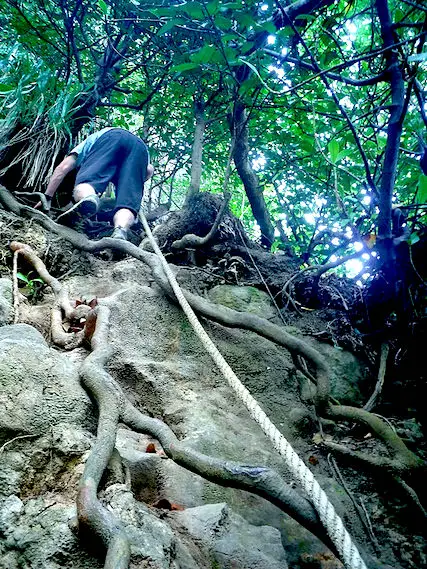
[73,183,96,201]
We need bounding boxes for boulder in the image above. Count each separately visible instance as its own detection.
[172,502,288,569]
[0,495,97,569]
[0,324,95,441]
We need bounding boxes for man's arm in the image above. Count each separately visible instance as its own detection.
[46,154,78,198]
[35,154,77,210]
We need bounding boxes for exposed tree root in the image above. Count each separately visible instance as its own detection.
[120,399,336,552]
[78,304,342,564]
[171,191,231,250]
[1,185,425,526]
[364,342,389,412]
[10,240,90,348]
[77,305,130,569]
[12,249,20,323]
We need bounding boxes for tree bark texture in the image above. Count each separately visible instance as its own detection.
[376,0,405,242]
[232,102,275,249]
[185,99,206,205]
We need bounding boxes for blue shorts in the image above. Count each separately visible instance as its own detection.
[74,129,149,216]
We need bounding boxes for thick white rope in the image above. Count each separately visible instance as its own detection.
[141,214,368,569]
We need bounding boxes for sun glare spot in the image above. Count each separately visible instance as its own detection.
[345,259,363,277]
[304,213,316,224]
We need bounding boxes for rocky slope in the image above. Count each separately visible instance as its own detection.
[0,208,424,569]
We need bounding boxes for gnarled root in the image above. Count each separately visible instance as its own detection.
[79,305,338,567]
[77,305,130,568]
[10,240,90,348]
[119,400,335,553]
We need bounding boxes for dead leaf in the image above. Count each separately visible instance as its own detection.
[84,311,97,341]
[152,499,184,511]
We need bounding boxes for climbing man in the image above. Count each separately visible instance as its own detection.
[37,127,154,241]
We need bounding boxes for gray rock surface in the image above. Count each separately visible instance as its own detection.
[103,484,201,569]
[0,323,95,441]
[172,502,288,569]
[284,325,366,406]
[208,284,277,319]
[0,278,13,326]
[0,495,98,569]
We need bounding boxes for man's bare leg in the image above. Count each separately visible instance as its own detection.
[73,183,96,202]
[113,208,135,230]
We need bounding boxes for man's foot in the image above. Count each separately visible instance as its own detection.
[110,226,128,241]
[73,195,100,217]
[57,195,100,223]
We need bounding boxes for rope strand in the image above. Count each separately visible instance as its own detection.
[140,213,368,569]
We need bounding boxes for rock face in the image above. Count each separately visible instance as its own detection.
[207,284,277,319]
[173,503,288,569]
[0,220,414,569]
[0,323,95,443]
[0,278,13,326]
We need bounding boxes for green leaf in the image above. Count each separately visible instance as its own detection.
[328,139,340,164]
[320,50,337,66]
[234,12,253,27]
[190,44,220,64]
[214,14,231,30]
[180,2,205,19]
[158,21,178,35]
[416,174,427,203]
[295,14,316,21]
[206,0,220,15]
[221,33,238,43]
[409,232,420,245]
[170,62,201,72]
[257,21,276,34]
[0,84,14,94]
[98,0,108,15]
[16,272,29,284]
[149,7,178,17]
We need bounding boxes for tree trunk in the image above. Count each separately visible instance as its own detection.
[185,99,206,205]
[376,0,405,244]
[232,102,275,249]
